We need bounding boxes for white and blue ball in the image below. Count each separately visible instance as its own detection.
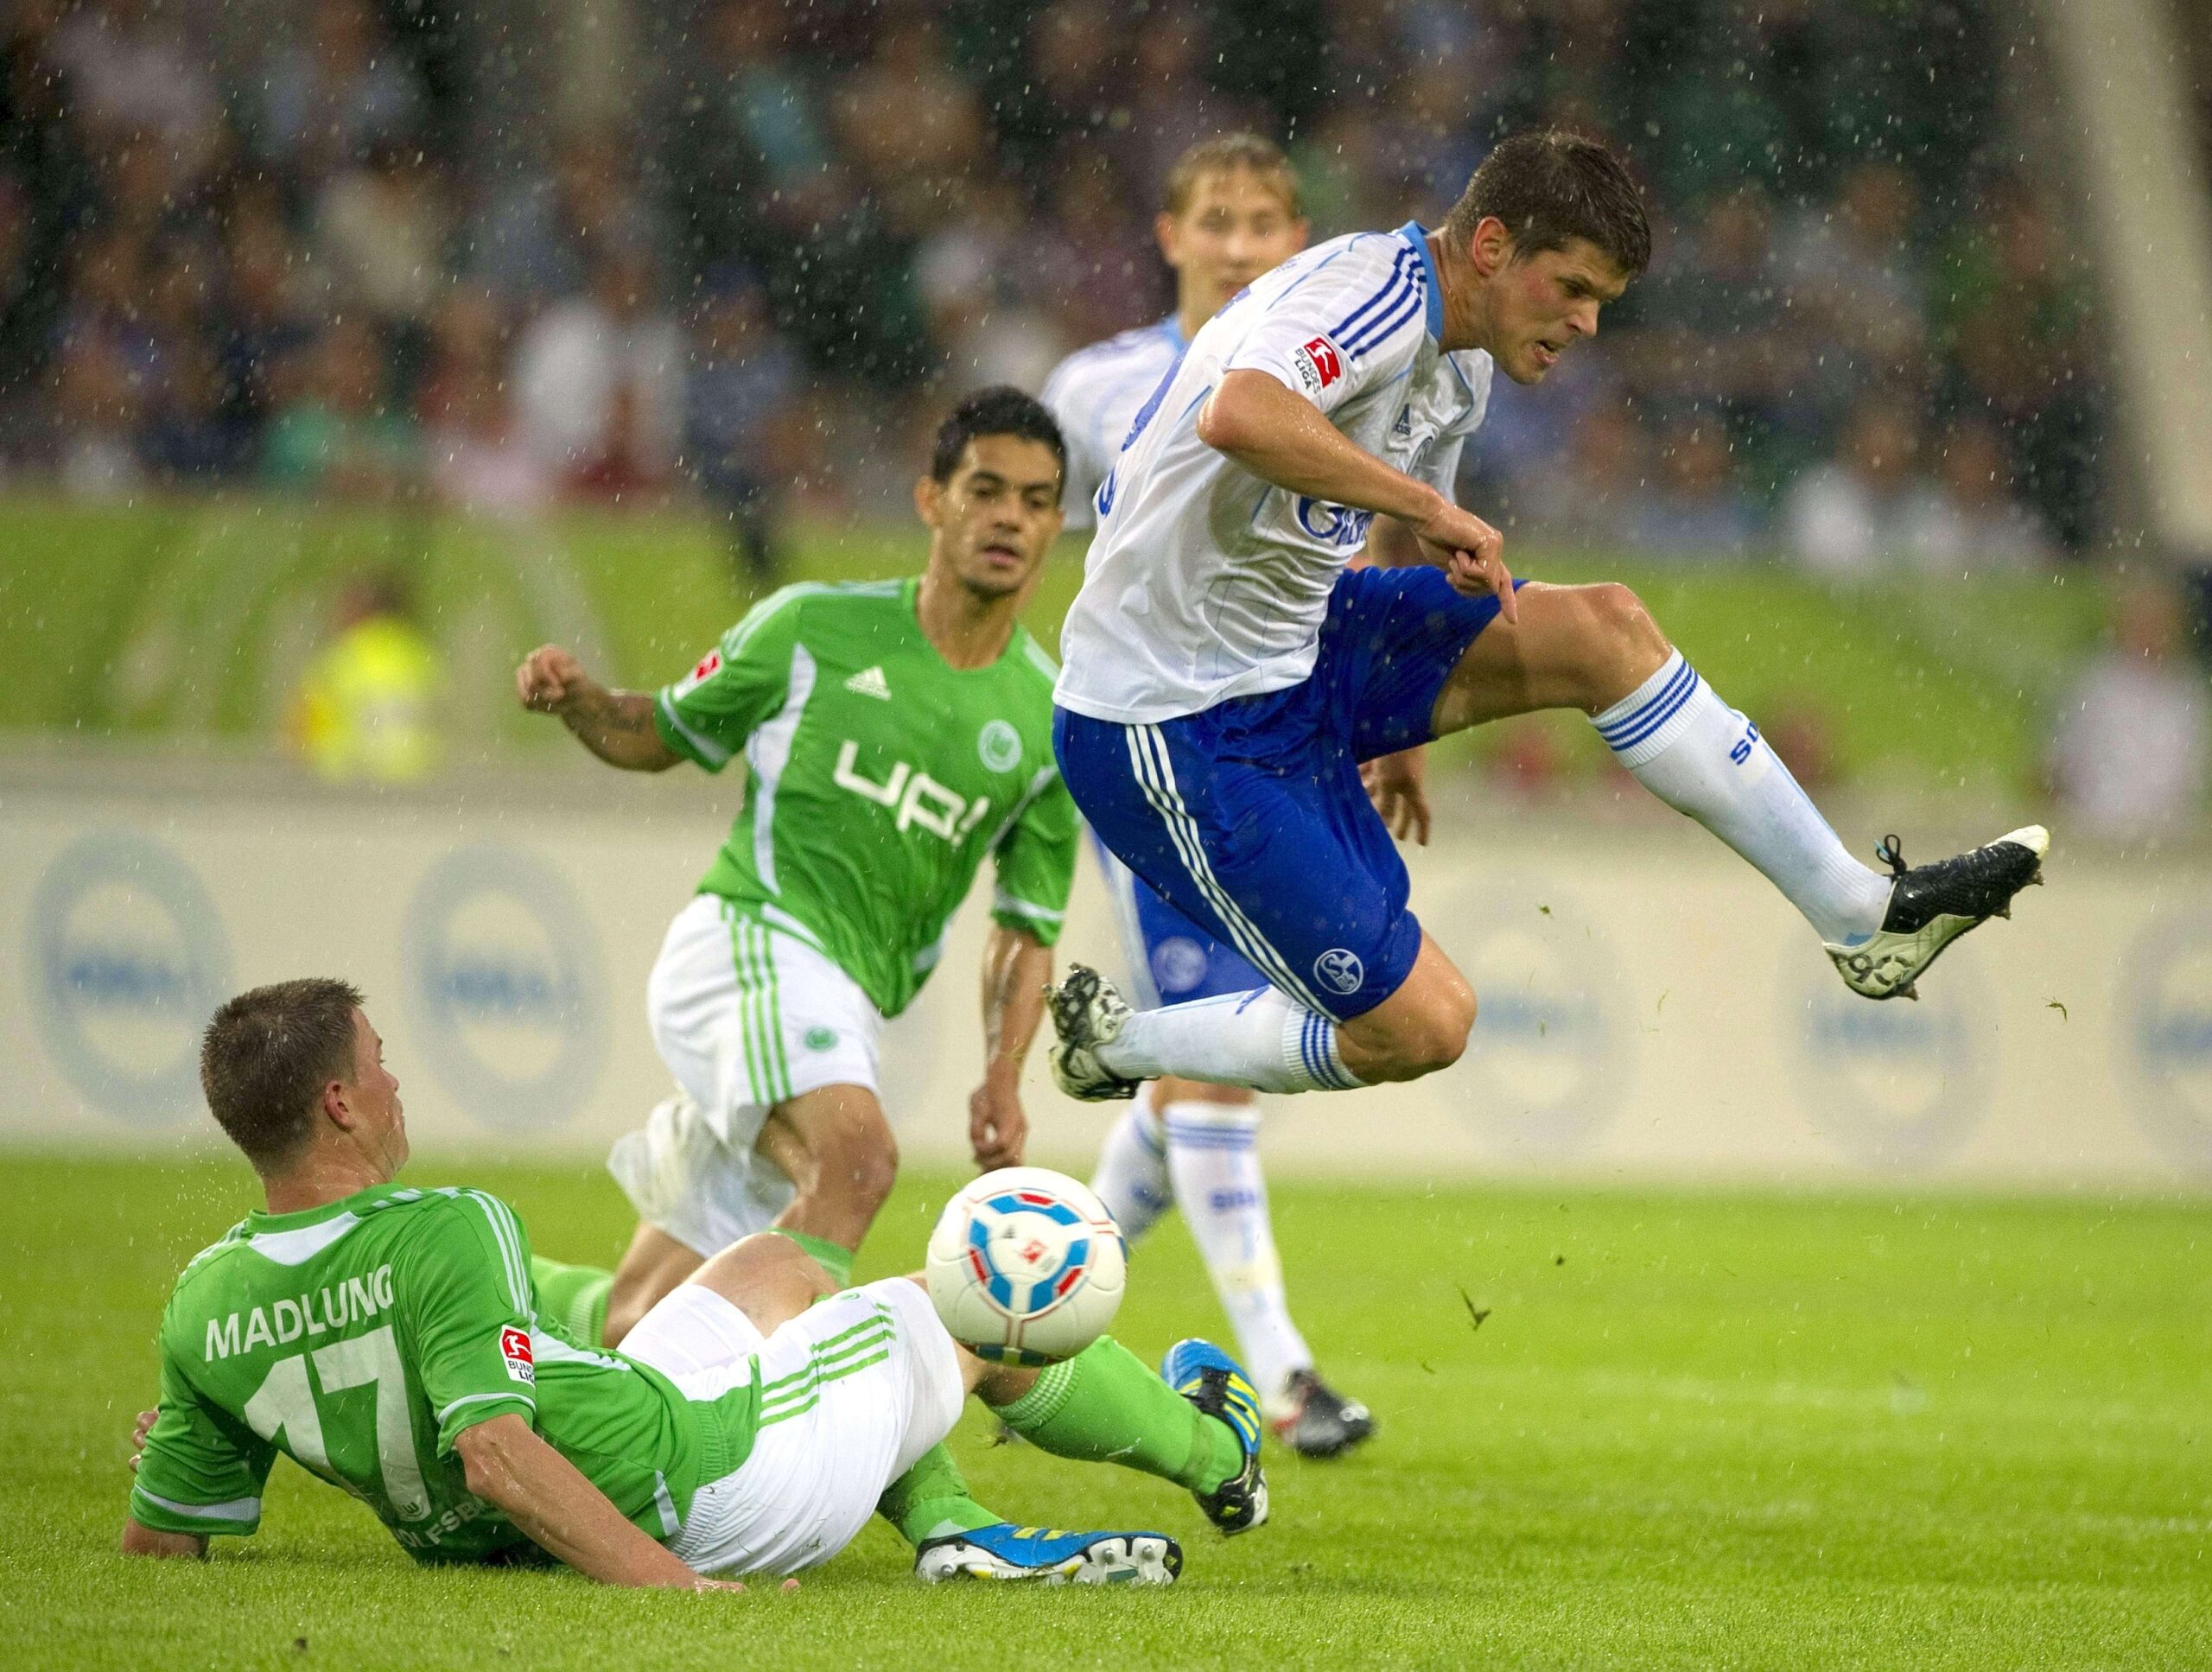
[925,1167,1126,1365]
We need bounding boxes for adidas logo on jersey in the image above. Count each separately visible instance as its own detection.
[844,666,892,701]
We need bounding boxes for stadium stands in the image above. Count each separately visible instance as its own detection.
[0,0,2104,561]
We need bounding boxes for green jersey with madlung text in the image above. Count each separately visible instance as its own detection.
[652,576,1078,1016]
[130,1185,756,1566]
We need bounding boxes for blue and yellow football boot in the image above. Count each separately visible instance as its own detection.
[1160,1338,1269,1535]
[913,1523,1182,1585]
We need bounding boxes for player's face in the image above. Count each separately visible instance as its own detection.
[1158,170,1308,320]
[345,1010,409,1176]
[1489,236,1630,386]
[918,435,1065,599]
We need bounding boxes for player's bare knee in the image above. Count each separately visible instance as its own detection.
[725,1229,819,1285]
[692,1231,831,1326]
[1416,991,1476,1075]
[1585,583,1667,662]
[1363,995,1473,1082]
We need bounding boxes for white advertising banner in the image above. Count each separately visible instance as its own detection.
[3,772,2207,1190]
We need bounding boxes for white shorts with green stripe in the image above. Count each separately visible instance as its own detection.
[626,1278,965,1578]
[612,894,883,1256]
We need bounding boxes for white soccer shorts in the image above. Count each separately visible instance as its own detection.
[610,894,883,1256]
[622,1277,966,1578]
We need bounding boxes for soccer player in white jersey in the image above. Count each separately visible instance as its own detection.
[1041,136,1372,1458]
[1045,128,2047,1114]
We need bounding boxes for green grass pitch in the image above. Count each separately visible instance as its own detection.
[6,1155,2209,1669]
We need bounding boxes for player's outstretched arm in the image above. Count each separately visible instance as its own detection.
[514,645,682,772]
[971,926,1052,1170]
[1197,370,1516,621]
[122,1405,208,1559]
[454,1414,741,1589]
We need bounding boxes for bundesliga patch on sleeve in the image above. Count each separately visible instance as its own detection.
[499,1326,536,1384]
[674,647,722,697]
[1294,334,1344,396]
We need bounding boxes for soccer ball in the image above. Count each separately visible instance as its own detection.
[925,1167,1127,1365]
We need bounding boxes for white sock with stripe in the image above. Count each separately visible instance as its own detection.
[1162,1098,1313,1400]
[1096,989,1365,1095]
[1089,1082,1173,1241]
[1593,652,1891,944]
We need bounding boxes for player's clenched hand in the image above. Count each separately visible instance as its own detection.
[130,1408,156,1470]
[969,1072,1027,1171]
[515,645,590,714]
[1362,746,1432,845]
[1413,502,1516,623]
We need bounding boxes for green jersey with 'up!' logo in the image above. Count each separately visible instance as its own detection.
[653,577,1078,1017]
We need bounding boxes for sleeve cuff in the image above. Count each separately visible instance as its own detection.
[130,1484,262,1537]
[1220,355,1308,398]
[990,891,1066,946]
[434,1391,537,1457]
[653,691,728,772]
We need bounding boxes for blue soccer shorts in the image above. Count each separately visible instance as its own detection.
[1055,564,1520,1021]
[1089,828,1266,1010]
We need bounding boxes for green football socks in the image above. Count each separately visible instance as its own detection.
[876,1442,1001,1546]
[529,1257,613,1347]
[991,1336,1242,1495]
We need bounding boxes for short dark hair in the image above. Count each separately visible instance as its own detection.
[930,386,1065,485]
[1444,130,1651,278]
[1162,133,1301,219]
[200,979,365,1173]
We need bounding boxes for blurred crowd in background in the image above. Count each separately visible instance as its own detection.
[0,0,2109,577]
[4,0,2201,832]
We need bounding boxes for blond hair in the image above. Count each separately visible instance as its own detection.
[1161,134,1302,219]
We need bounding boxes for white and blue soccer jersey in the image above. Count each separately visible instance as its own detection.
[1055,222,1495,727]
[1039,317,1185,532]
[1052,225,1520,1020]
[1045,318,1268,1008]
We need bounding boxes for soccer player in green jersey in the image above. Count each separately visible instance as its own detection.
[124,981,1272,1585]
[514,388,1077,1346]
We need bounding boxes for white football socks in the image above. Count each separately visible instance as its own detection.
[1592,652,1891,945]
[1160,1097,1314,1400]
[1094,988,1365,1095]
[1089,1082,1172,1241]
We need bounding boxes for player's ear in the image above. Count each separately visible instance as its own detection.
[1154,209,1182,268]
[1469,214,1513,277]
[913,473,942,529]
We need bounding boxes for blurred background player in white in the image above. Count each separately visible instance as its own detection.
[1039,137,1370,1459]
